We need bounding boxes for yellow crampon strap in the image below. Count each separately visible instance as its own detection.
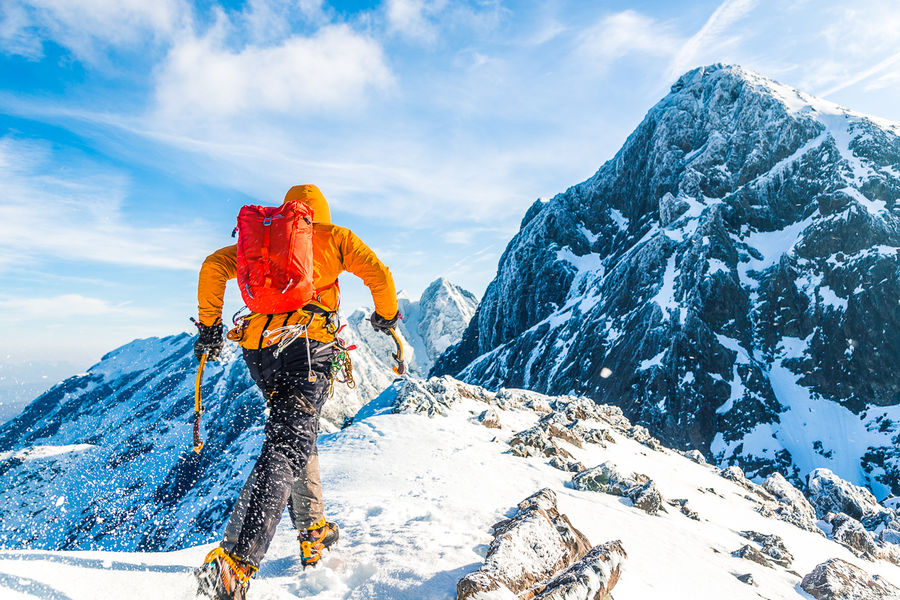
[203,547,257,583]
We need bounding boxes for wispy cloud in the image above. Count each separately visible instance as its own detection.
[0,294,144,319]
[576,10,681,69]
[667,0,758,80]
[819,50,900,97]
[0,0,189,62]
[0,137,213,271]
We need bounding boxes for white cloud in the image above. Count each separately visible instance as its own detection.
[0,137,213,271]
[385,0,441,42]
[576,10,681,68]
[0,0,189,61]
[667,0,759,80]
[0,294,143,319]
[154,23,393,121]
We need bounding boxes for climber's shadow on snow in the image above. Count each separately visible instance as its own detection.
[0,552,193,574]
[0,571,74,600]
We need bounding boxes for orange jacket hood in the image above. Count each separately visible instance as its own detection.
[284,184,331,225]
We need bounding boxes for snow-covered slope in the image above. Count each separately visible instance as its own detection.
[434,64,900,498]
[2,377,899,599]
[0,279,476,552]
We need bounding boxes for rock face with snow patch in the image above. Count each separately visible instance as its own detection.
[434,63,900,497]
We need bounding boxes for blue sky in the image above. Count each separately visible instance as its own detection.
[1,0,899,372]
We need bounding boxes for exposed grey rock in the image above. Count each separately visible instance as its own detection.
[801,558,900,599]
[808,469,894,527]
[572,463,663,515]
[684,449,707,464]
[735,573,756,586]
[761,472,822,534]
[827,513,881,559]
[739,531,793,567]
[732,544,773,567]
[548,456,585,473]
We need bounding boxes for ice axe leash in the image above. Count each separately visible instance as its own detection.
[387,328,406,376]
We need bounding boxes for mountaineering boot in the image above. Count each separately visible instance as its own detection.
[299,518,340,568]
[196,546,256,600]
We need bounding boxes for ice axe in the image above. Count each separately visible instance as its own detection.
[193,350,207,453]
[387,328,406,376]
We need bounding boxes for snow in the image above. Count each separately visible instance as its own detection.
[556,248,604,274]
[608,208,628,231]
[0,444,94,462]
[639,350,666,371]
[736,214,816,288]
[651,255,678,315]
[3,382,899,599]
[817,286,848,311]
[707,258,729,275]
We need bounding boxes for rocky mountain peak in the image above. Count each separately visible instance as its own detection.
[434,64,900,497]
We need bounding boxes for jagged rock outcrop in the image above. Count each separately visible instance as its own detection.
[532,541,627,600]
[572,462,664,515]
[737,531,793,568]
[456,488,591,599]
[761,472,821,533]
[826,513,882,559]
[801,558,900,599]
[433,63,900,498]
[808,468,894,526]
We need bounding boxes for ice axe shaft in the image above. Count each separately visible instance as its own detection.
[193,351,208,453]
[387,328,406,376]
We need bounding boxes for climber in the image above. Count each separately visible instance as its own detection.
[193,184,399,600]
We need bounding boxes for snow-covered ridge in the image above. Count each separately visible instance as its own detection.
[434,63,900,499]
[3,376,900,599]
[0,278,477,554]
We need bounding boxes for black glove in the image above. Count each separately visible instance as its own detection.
[370,311,400,333]
[194,320,224,361]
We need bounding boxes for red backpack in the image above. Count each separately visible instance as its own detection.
[236,201,316,314]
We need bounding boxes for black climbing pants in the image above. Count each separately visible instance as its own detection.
[225,340,334,568]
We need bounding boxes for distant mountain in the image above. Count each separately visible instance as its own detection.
[0,278,476,551]
[434,64,900,497]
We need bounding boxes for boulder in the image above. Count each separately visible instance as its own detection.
[684,449,707,464]
[738,531,793,567]
[572,463,663,515]
[732,544,772,567]
[827,513,881,559]
[801,558,900,600]
[480,408,502,429]
[457,488,591,599]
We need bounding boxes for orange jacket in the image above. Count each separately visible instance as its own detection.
[197,185,398,349]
